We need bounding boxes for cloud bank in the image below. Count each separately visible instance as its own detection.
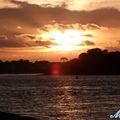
[0,0,119,48]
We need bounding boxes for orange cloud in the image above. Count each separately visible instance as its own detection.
[0,1,119,50]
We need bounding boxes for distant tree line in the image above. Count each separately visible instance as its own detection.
[0,48,120,75]
[0,60,50,74]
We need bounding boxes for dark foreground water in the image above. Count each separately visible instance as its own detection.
[0,75,120,120]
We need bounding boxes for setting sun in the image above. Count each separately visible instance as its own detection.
[41,29,86,51]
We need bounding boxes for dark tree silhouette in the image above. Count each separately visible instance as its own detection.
[0,48,120,75]
[60,57,68,62]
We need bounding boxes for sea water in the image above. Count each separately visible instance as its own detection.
[0,74,120,120]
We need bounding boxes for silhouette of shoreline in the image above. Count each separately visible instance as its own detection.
[0,48,120,75]
[0,111,36,120]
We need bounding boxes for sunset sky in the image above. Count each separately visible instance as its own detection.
[0,0,120,61]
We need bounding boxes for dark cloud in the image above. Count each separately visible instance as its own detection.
[81,34,94,38]
[0,34,23,48]
[0,34,39,48]
[0,35,7,40]
[35,40,58,48]
[15,34,58,48]
[0,38,57,48]
[84,40,95,45]
[81,40,95,46]
[0,39,25,47]
[26,35,36,40]
[0,1,120,30]
[0,33,56,48]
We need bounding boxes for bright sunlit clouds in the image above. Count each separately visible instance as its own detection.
[37,23,94,51]
[5,0,120,11]
[51,29,84,51]
[1,0,120,61]
[43,29,85,51]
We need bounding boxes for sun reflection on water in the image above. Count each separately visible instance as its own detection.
[51,77,86,120]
